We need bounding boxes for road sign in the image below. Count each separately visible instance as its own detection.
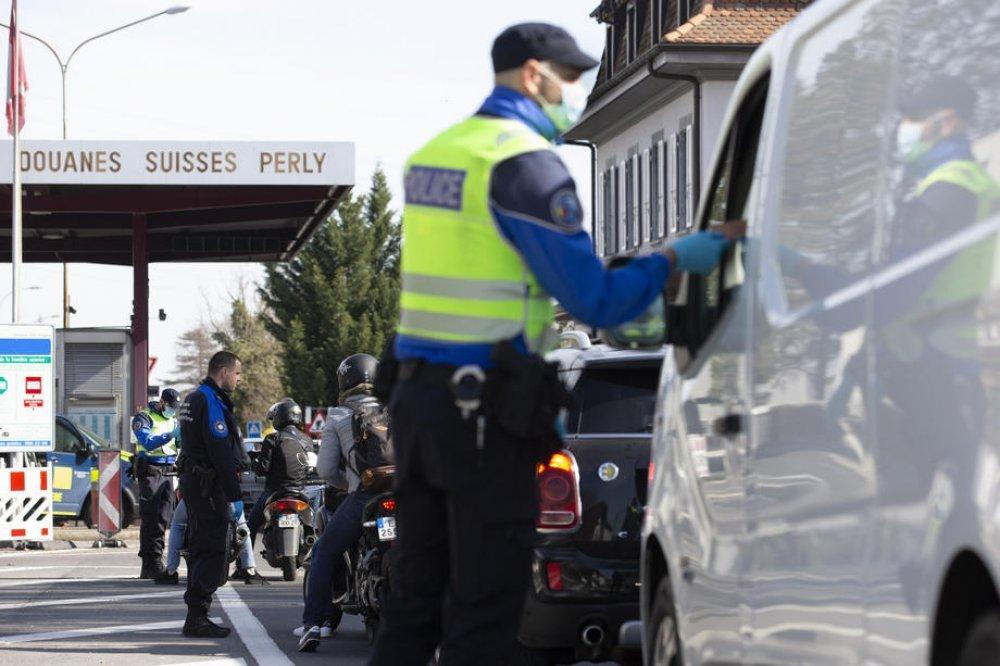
[0,325,55,452]
[246,420,263,441]
[306,409,327,438]
[0,465,53,541]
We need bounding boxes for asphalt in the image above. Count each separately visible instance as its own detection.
[0,537,371,665]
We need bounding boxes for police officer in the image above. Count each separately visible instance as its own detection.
[177,350,246,638]
[371,23,732,666]
[132,387,181,579]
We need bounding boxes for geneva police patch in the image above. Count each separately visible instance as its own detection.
[214,420,227,435]
[550,189,583,228]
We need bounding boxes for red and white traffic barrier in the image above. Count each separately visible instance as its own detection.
[0,465,53,541]
[92,450,121,538]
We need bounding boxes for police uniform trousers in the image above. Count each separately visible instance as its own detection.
[370,372,539,666]
[138,464,178,561]
[180,473,229,615]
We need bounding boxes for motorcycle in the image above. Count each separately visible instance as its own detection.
[260,489,316,581]
[303,477,398,644]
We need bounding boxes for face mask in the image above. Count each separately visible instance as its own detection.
[537,66,588,135]
[163,407,176,419]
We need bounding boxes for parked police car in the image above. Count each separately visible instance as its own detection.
[514,333,660,665]
[43,415,138,528]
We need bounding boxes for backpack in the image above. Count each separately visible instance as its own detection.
[347,401,393,476]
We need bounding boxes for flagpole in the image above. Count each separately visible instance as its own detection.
[8,0,18,324]
[10,64,18,325]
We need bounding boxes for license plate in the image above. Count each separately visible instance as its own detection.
[376,516,396,541]
[278,514,299,528]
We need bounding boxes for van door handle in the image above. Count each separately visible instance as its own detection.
[712,414,743,438]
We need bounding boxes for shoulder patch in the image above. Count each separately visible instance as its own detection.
[550,188,583,228]
[213,420,228,436]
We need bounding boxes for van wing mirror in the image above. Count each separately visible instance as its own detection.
[602,255,668,349]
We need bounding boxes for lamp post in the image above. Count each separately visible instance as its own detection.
[0,6,191,328]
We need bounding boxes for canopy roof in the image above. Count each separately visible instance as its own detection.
[0,141,354,264]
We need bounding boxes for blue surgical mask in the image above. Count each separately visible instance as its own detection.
[537,66,588,135]
[896,119,934,163]
[163,407,176,419]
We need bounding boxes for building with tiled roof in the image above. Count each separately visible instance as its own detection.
[566,0,810,257]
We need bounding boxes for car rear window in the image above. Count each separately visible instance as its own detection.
[567,362,660,434]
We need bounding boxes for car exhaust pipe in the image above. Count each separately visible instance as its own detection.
[581,623,605,647]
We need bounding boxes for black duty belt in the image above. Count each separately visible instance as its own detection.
[398,360,459,384]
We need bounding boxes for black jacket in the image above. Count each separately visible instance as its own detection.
[255,425,311,494]
[177,378,247,502]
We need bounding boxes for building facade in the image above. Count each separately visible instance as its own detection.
[567,0,811,257]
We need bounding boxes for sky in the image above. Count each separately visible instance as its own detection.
[0,0,604,387]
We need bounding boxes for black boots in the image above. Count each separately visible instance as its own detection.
[154,570,179,585]
[139,557,165,580]
[182,613,231,638]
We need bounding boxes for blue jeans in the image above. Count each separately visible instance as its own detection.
[302,489,373,627]
[166,499,255,572]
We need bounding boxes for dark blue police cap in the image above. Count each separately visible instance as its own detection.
[492,23,599,74]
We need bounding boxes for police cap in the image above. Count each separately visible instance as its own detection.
[492,23,599,74]
[900,74,977,122]
[161,388,181,409]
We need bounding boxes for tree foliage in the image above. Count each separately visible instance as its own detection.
[168,323,218,390]
[212,297,284,427]
[260,167,401,406]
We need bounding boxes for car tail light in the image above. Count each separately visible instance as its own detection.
[536,450,581,533]
[380,498,396,512]
[546,561,564,591]
[648,461,656,485]
[269,499,308,513]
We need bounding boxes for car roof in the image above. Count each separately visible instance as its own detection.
[548,344,665,381]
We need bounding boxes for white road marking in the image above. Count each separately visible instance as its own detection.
[216,584,293,666]
[0,565,140,572]
[0,546,139,559]
[0,616,223,644]
[0,576,134,588]
[0,589,182,611]
[167,660,248,666]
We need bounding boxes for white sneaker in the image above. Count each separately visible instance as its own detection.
[293,624,333,638]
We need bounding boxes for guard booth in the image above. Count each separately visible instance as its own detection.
[0,141,354,412]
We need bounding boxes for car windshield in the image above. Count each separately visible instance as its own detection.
[567,362,661,435]
[76,423,109,449]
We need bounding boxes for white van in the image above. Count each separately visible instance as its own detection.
[623,0,1000,663]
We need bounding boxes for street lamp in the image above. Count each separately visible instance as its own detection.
[0,6,191,328]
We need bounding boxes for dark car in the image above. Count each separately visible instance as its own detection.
[41,416,138,528]
[514,339,662,665]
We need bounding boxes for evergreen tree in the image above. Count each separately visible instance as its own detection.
[168,323,218,390]
[212,297,285,427]
[261,167,401,406]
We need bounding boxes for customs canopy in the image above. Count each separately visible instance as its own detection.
[0,140,355,408]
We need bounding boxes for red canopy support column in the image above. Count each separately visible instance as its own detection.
[131,212,148,415]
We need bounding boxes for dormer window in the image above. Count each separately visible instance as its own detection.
[626,3,638,63]
[678,0,692,25]
[605,25,615,78]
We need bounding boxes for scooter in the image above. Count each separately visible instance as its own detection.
[303,481,397,643]
[260,489,316,581]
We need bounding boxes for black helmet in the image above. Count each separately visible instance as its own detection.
[338,353,378,400]
[160,388,181,409]
[269,398,303,430]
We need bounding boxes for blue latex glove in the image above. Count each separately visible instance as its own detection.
[669,231,731,274]
[230,500,244,521]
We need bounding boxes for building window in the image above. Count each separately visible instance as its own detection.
[640,150,650,244]
[613,165,622,253]
[605,25,614,79]
[603,168,614,256]
[626,3,638,64]
[625,158,635,249]
[649,144,661,240]
[676,129,688,230]
[678,0,692,26]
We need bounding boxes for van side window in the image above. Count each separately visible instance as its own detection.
[680,76,769,359]
[56,421,82,453]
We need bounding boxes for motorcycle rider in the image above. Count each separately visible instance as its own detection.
[246,398,312,545]
[296,353,390,653]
